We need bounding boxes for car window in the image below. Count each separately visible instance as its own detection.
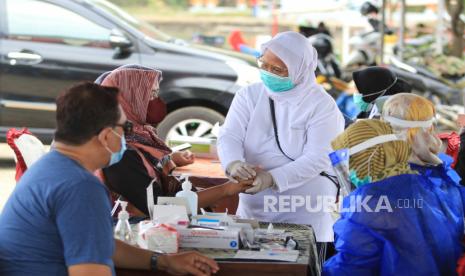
[87,0,172,42]
[6,0,112,48]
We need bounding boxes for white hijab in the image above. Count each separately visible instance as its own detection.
[260,31,320,103]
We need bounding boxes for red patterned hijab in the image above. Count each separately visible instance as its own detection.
[101,67,171,155]
[99,67,178,181]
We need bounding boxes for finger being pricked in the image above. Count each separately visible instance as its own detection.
[237,178,254,185]
[239,184,255,193]
[238,181,254,191]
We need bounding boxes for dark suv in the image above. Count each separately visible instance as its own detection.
[0,0,259,143]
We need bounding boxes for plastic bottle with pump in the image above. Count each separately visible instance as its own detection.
[176,175,198,216]
[114,201,135,245]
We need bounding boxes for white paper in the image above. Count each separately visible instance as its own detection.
[233,249,299,262]
[152,205,189,224]
[157,197,192,214]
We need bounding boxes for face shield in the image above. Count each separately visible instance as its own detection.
[329,134,403,195]
[382,115,441,166]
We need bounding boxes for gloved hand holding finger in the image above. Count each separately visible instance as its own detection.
[245,169,275,194]
[226,160,257,181]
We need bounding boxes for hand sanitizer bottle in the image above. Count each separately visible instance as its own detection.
[114,201,134,244]
[176,176,198,216]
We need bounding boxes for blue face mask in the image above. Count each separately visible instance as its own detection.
[106,131,127,167]
[260,69,295,93]
[353,94,372,112]
[349,169,372,188]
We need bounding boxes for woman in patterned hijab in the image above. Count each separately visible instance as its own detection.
[98,66,252,215]
[331,119,414,187]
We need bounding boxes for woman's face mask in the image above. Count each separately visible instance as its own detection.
[353,77,398,112]
[260,69,295,93]
[146,98,167,125]
[353,94,372,112]
[349,169,372,188]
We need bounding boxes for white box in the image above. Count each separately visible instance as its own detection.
[177,227,240,250]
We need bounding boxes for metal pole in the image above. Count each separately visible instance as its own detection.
[380,0,387,65]
[399,0,406,61]
[342,24,351,65]
[271,0,278,36]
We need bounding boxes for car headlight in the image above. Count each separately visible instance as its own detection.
[226,60,261,87]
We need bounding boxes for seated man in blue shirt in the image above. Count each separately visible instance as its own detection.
[0,82,219,276]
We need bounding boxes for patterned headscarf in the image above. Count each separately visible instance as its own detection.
[101,67,171,155]
[381,93,442,166]
[99,66,177,182]
[331,119,415,182]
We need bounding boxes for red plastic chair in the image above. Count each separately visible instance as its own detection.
[6,128,46,182]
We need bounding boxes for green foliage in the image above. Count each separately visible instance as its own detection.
[163,0,189,8]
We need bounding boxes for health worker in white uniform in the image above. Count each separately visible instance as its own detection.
[218,31,344,242]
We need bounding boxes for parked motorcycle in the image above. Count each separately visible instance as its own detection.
[389,56,465,130]
[344,31,381,70]
[343,1,393,71]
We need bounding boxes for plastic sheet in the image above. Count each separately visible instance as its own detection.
[323,167,465,275]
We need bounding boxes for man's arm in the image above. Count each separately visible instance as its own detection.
[112,239,151,270]
[197,180,253,208]
[69,264,111,276]
[113,239,220,276]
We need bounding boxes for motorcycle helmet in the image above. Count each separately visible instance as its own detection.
[360,2,379,16]
[308,33,333,59]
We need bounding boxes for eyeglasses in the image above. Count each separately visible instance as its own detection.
[256,56,288,76]
[114,121,133,136]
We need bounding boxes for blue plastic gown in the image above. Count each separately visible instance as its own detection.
[324,155,465,275]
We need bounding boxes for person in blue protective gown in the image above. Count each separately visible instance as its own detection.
[381,93,465,218]
[323,119,465,275]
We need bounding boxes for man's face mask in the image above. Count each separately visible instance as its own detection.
[104,129,127,167]
[146,98,167,125]
[260,69,295,93]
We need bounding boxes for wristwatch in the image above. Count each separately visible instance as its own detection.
[150,251,165,271]
[150,252,159,271]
